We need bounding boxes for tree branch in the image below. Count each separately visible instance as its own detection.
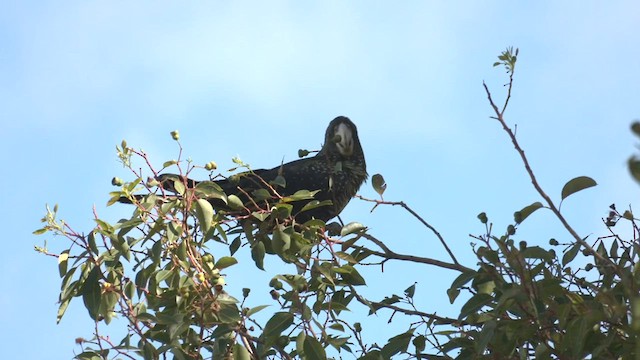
[356,195,460,265]
[356,233,472,273]
[482,81,615,269]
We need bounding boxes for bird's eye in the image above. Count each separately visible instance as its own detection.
[332,134,342,143]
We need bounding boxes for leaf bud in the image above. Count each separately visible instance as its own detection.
[205,161,217,170]
[111,177,124,186]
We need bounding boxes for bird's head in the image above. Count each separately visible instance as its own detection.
[322,116,363,159]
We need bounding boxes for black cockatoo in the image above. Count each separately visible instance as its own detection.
[121,116,367,223]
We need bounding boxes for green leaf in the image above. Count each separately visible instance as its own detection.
[447,288,460,304]
[404,283,416,299]
[631,121,640,137]
[251,211,269,222]
[629,157,640,183]
[194,199,214,234]
[58,250,69,277]
[76,351,104,360]
[263,312,294,338]
[155,269,174,283]
[215,256,238,270]
[450,270,477,290]
[251,241,265,270]
[252,188,272,201]
[56,299,70,324]
[335,251,358,264]
[296,331,306,357]
[100,292,118,324]
[476,280,495,295]
[522,246,551,261]
[413,335,426,353]
[162,160,178,168]
[233,344,251,360]
[337,265,366,286]
[195,181,227,203]
[271,175,286,188]
[272,226,291,253]
[563,243,581,267]
[218,303,241,323]
[459,293,492,320]
[299,200,332,213]
[303,336,326,360]
[273,203,293,218]
[514,201,543,224]
[283,190,319,202]
[561,176,597,200]
[475,320,496,353]
[359,350,384,360]
[230,237,241,256]
[477,212,488,224]
[340,222,366,236]
[372,174,387,196]
[245,305,270,317]
[381,331,413,358]
[82,266,102,321]
[227,194,244,209]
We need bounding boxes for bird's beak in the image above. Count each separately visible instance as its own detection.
[335,123,354,156]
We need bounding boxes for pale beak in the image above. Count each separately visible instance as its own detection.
[335,123,354,156]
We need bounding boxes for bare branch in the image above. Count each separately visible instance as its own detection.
[356,233,472,273]
[482,81,616,270]
[356,195,460,265]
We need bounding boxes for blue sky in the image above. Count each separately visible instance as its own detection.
[2,2,640,358]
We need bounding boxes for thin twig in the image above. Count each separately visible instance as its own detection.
[348,284,464,326]
[482,81,615,269]
[358,233,472,273]
[356,195,460,265]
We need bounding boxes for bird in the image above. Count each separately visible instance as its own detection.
[120,116,367,223]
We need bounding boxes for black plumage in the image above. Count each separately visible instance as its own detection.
[123,116,367,223]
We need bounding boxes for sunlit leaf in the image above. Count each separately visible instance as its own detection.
[227,195,244,209]
[162,160,178,168]
[58,250,69,277]
[245,305,270,317]
[195,181,227,203]
[340,222,366,236]
[299,200,332,213]
[282,190,320,202]
[215,256,238,270]
[195,199,214,234]
[335,251,358,264]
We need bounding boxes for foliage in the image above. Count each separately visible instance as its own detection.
[35,47,640,359]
